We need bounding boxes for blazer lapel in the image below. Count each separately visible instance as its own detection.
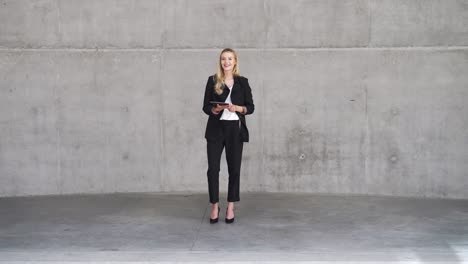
[215,84,230,102]
[230,77,241,103]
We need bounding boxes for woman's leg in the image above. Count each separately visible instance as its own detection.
[207,139,224,204]
[224,121,244,203]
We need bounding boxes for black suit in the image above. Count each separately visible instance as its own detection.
[203,75,254,142]
[202,75,255,203]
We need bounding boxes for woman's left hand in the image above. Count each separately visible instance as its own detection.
[228,104,240,112]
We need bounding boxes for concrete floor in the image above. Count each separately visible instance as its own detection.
[0,192,467,263]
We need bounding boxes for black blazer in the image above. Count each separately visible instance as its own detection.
[203,75,255,142]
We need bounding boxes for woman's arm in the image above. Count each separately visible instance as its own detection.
[242,77,254,115]
[202,76,219,116]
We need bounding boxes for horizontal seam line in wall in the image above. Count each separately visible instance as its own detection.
[0,46,468,52]
[2,191,467,201]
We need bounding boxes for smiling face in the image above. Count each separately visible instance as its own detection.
[220,51,236,73]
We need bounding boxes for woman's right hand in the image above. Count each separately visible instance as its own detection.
[212,104,229,114]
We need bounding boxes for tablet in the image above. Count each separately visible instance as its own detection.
[209,101,229,106]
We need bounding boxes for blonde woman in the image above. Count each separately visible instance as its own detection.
[202,48,255,224]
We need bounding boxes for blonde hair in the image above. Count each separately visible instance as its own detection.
[214,48,239,95]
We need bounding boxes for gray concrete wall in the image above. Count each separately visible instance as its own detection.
[0,0,467,198]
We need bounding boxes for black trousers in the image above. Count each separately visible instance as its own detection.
[206,120,244,204]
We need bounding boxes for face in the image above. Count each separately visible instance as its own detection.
[220,52,236,73]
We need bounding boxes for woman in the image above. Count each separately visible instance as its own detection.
[202,48,254,224]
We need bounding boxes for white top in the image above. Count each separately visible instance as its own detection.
[220,84,239,120]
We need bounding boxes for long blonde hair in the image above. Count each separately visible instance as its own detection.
[214,48,240,95]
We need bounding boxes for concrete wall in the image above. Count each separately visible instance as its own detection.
[1,0,467,198]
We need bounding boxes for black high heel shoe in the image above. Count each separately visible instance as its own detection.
[210,206,220,224]
[225,208,235,224]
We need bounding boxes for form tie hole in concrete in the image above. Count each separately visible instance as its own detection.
[30,107,38,115]
[390,155,398,163]
[299,154,306,160]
